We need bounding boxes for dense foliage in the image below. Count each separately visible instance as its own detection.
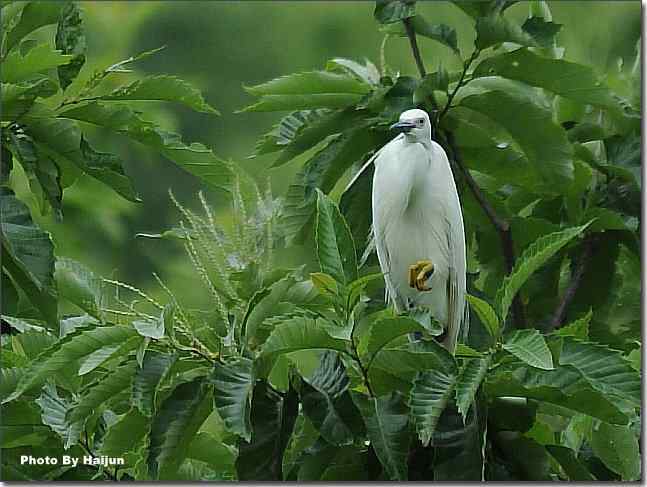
[1,0,641,481]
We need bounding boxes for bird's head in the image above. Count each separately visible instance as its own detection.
[390,109,431,142]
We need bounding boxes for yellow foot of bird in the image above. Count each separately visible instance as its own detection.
[408,260,434,292]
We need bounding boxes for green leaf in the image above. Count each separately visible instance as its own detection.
[101,408,149,457]
[1,187,56,323]
[58,101,233,193]
[455,355,491,422]
[250,108,330,160]
[475,13,537,50]
[503,329,554,370]
[186,432,236,477]
[558,337,640,407]
[466,294,499,338]
[35,383,82,449]
[1,43,73,83]
[374,0,416,24]
[210,357,254,441]
[132,318,164,339]
[55,2,85,90]
[364,316,427,362]
[4,1,63,54]
[1,80,57,121]
[410,364,458,446]
[300,351,363,446]
[102,75,219,114]
[68,359,137,425]
[484,363,628,424]
[353,391,410,480]
[382,15,458,54]
[591,422,640,481]
[326,57,380,85]
[148,378,211,480]
[236,381,299,480]
[258,316,349,377]
[495,223,589,320]
[5,324,138,403]
[546,445,594,481]
[242,71,369,112]
[457,77,574,191]
[522,16,562,48]
[553,310,591,340]
[315,189,358,285]
[340,154,374,256]
[247,71,370,97]
[131,351,176,417]
[244,273,297,348]
[77,336,141,375]
[55,258,103,319]
[473,48,618,108]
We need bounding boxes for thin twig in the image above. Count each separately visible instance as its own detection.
[438,49,480,121]
[549,236,595,330]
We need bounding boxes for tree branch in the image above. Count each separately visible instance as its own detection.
[444,131,526,328]
[548,236,595,330]
[403,18,526,328]
[438,49,480,122]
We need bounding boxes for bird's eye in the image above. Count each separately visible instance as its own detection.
[417,119,424,126]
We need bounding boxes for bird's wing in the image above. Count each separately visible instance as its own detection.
[344,134,403,192]
[440,160,468,353]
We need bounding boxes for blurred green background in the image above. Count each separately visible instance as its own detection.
[42,1,640,307]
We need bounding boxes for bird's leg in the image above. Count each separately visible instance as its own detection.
[408,260,434,291]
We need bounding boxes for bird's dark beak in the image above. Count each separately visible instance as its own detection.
[390,121,416,133]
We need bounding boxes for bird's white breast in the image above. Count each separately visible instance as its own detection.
[372,139,453,318]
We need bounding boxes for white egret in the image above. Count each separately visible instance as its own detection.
[348,109,468,352]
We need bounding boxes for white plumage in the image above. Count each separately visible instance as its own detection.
[348,109,468,352]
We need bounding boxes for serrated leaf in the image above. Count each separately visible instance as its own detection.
[326,57,380,85]
[236,381,298,480]
[147,378,212,480]
[2,43,73,83]
[457,77,574,192]
[374,0,416,24]
[503,329,553,370]
[100,408,149,457]
[455,355,491,421]
[102,75,219,114]
[546,445,594,481]
[353,391,410,480]
[131,351,177,417]
[591,422,640,480]
[315,189,357,285]
[475,13,537,50]
[258,316,349,377]
[522,16,562,48]
[77,336,141,375]
[5,324,138,402]
[364,316,427,363]
[4,1,63,54]
[409,366,458,446]
[68,359,137,425]
[55,2,85,90]
[495,223,589,321]
[473,48,618,108]
[558,337,640,407]
[466,294,499,338]
[35,382,83,449]
[210,357,254,441]
[300,351,363,446]
[132,318,164,339]
[1,187,56,324]
[553,310,591,339]
[484,362,628,424]
[55,257,103,319]
[58,101,233,193]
